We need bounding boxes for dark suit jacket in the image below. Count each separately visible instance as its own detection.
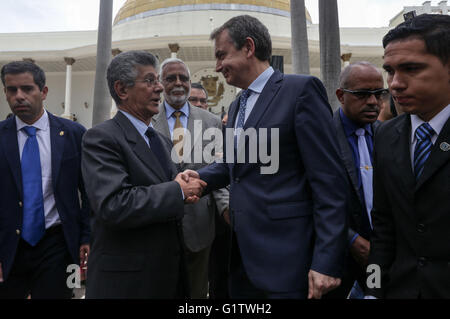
[81,111,187,299]
[198,70,349,293]
[0,112,90,280]
[367,114,450,298]
[333,109,380,293]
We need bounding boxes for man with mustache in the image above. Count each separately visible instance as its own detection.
[152,58,229,298]
[366,14,450,299]
[329,62,386,298]
[0,61,90,298]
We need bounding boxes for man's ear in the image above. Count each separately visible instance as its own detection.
[244,37,256,59]
[114,81,128,102]
[41,86,49,101]
[336,88,345,104]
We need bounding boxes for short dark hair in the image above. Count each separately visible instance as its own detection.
[383,14,450,65]
[191,82,208,99]
[1,61,46,91]
[107,50,159,106]
[210,15,272,62]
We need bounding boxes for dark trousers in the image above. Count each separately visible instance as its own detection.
[228,232,306,299]
[0,226,73,299]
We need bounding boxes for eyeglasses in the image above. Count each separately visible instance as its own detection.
[163,74,190,83]
[188,97,207,104]
[135,77,161,87]
[341,88,389,100]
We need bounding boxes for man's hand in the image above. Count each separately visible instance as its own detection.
[0,262,3,283]
[308,270,341,299]
[179,169,200,183]
[79,244,90,281]
[350,235,370,267]
[175,172,207,204]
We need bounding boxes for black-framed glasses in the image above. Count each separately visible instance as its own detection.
[135,77,161,87]
[188,97,207,104]
[341,88,389,100]
[163,74,190,83]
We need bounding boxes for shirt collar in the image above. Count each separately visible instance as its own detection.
[164,101,190,120]
[247,66,274,94]
[16,109,49,132]
[119,110,152,137]
[339,108,373,137]
[410,104,450,144]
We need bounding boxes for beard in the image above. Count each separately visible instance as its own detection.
[164,87,190,107]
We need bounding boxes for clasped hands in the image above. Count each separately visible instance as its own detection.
[175,169,207,204]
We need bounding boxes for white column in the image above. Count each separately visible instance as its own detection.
[110,49,122,118]
[169,43,180,59]
[62,57,75,120]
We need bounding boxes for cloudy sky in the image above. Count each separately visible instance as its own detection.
[0,0,429,33]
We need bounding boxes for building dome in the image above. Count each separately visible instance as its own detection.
[114,0,312,25]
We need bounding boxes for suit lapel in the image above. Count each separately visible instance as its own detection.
[152,105,171,138]
[416,116,450,191]
[48,113,65,188]
[1,118,23,197]
[116,112,167,182]
[333,111,362,202]
[392,115,415,195]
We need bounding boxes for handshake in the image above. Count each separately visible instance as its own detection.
[175,170,207,204]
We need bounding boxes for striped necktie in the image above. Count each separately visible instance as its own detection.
[414,123,435,180]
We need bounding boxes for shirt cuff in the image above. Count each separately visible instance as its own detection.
[349,233,359,247]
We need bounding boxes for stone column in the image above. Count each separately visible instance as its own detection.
[110,49,122,118]
[290,0,310,75]
[92,0,113,126]
[62,57,75,120]
[319,0,341,111]
[169,43,180,59]
[341,53,352,68]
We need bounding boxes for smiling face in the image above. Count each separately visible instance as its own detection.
[162,62,190,109]
[118,64,163,125]
[383,38,450,122]
[336,65,385,125]
[214,30,250,89]
[4,72,47,125]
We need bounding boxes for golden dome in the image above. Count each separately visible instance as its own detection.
[114,0,312,25]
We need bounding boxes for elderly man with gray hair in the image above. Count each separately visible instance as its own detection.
[81,50,206,299]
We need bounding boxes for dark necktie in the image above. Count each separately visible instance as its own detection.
[21,126,46,246]
[414,123,435,180]
[234,89,252,154]
[145,127,172,180]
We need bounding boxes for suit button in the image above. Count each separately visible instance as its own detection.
[418,257,427,267]
[19,201,23,207]
[16,229,21,235]
[417,223,426,233]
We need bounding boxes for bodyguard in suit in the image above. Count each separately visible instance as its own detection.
[81,51,206,299]
[367,14,450,299]
[0,61,90,298]
[152,58,229,299]
[183,15,349,299]
[327,62,386,298]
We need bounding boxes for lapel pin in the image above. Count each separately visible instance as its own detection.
[440,142,450,152]
[60,131,65,136]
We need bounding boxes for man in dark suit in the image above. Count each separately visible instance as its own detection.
[367,14,450,299]
[81,51,206,299]
[0,61,90,298]
[183,15,348,299]
[328,62,386,298]
[152,58,229,299]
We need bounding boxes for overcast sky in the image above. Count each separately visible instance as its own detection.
[0,0,430,33]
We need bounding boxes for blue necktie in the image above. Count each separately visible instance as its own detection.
[234,89,252,153]
[145,127,172,180]
[355,128,373,229]
[21,126,46,246]
[414,123,435,180]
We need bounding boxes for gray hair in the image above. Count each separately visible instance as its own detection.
[107,50,159,106]
[339,61,381,89]
[159,58,191,80]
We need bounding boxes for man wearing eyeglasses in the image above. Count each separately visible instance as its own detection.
[327,61,386,299]
[152,58,229,299]
[189,83,209,110]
